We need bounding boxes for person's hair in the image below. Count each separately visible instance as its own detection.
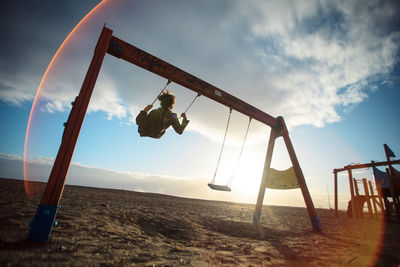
[158,90,176,110]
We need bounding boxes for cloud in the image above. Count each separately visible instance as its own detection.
[0,68,37,106]
[239,0,320,36]
[2,0,399,143]
[235,0,400,128]
[0,0,101,105]
[88,73,127,119]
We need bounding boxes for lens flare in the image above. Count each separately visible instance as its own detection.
[23,0,108,198]
[22,1,388,263]
[368,215,386,266]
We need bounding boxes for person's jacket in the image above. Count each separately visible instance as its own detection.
[136,107,189,138]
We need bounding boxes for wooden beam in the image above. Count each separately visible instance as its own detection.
[334,159,400,174]
[107,35,277,127]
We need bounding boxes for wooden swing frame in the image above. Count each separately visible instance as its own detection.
[28,26,321,242]
[333,158,400,219]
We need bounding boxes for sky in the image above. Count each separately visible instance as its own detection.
[0,0,399,210]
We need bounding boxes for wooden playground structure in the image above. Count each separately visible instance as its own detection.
[333,144,400,221]
[27,26,322,242]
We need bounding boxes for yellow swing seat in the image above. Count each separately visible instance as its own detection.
[266,167,300,190]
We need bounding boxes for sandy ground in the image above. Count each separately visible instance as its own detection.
[1,178,399,266]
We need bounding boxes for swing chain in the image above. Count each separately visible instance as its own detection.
[151,80,172,106]
[182,93,201,115]
[211,107,233,184]
[151,80,200,117]
[227,116,252,187]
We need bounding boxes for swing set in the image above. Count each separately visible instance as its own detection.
[27,26,322,242]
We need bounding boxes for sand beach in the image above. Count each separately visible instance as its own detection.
[0,178,399,266]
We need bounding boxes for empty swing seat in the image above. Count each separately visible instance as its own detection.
[208,183,231,192]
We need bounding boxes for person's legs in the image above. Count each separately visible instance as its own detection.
[136,112,148,136]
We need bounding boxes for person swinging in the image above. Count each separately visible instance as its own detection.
[136,90,189,139]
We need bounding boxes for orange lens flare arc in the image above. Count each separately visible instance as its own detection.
[23,0,107,198]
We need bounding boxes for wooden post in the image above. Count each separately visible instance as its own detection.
[386,168,400,221]
[278,117,321,231]
[372,161,386,217]
[253,126,280,223]
[334,170,338,217]
[347,168,358,218]
[363,178,373,218]
[353,178,363,218]
[368,180,378,217]
[27,27,113,242]
[384,145,400,222]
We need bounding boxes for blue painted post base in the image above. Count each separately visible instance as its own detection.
[311,216,322,232]
[27,204,59,242]
[253,211,261,223]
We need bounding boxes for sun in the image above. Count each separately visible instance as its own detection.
[218,154,264,195]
